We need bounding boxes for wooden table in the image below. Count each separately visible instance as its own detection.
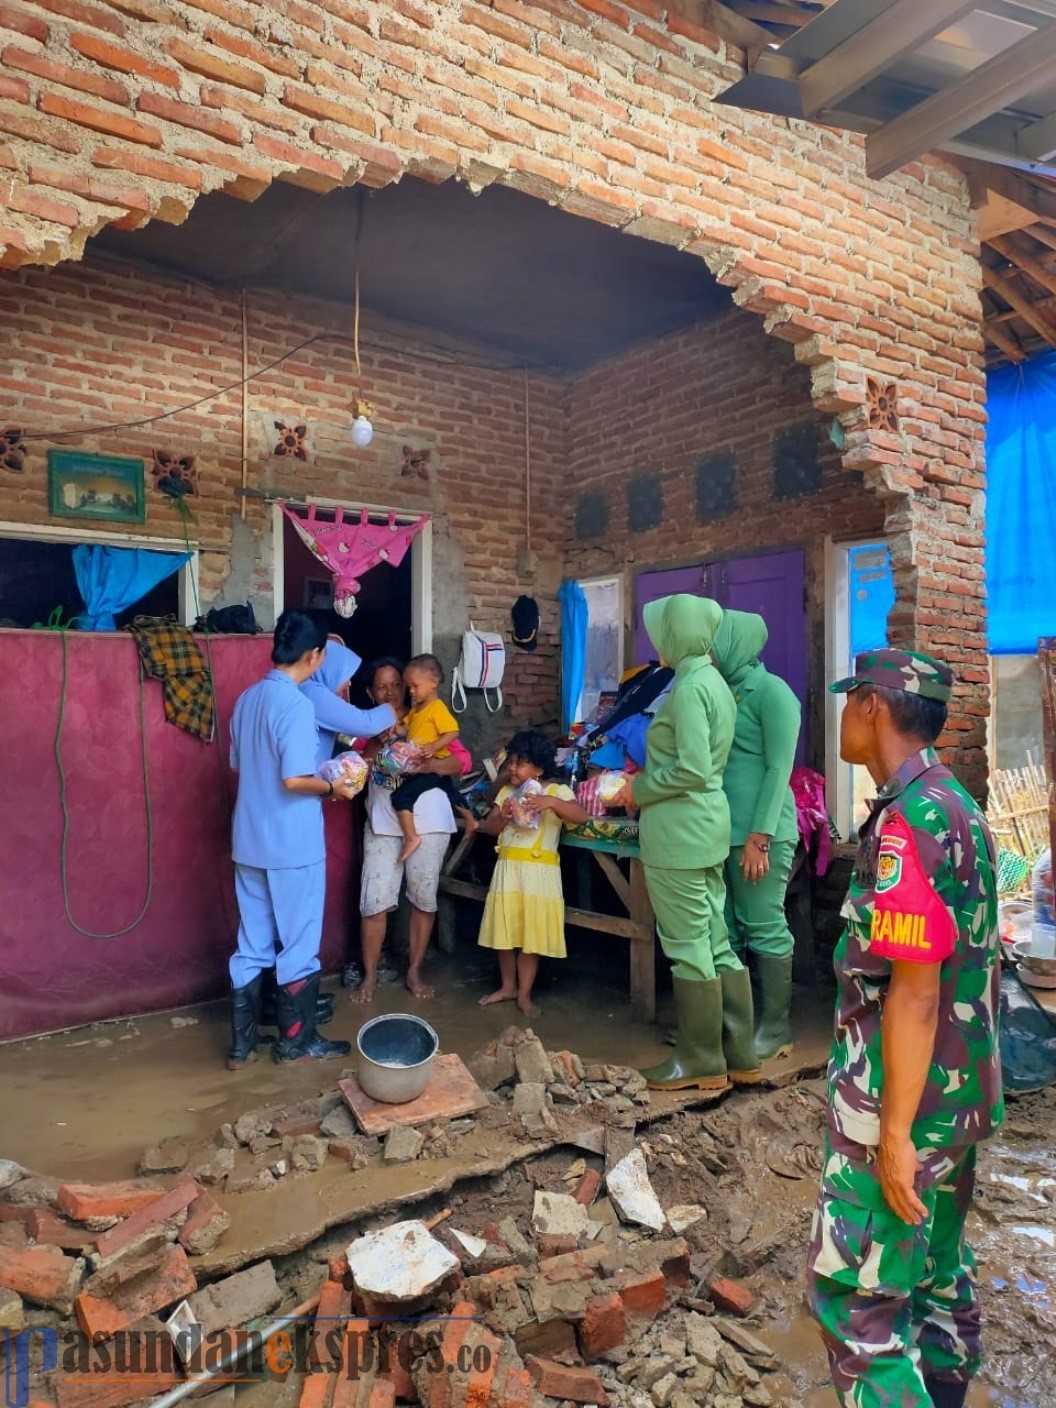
[437,826,657,1020]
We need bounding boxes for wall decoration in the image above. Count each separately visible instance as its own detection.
[0,427,26,473]
[151,449,199,499]
[47,449,145,524]
[400,444,432,480]
[627,471,663,534]
[772,424,822,500]
[273,421,308,460]
[280,502,430,619]
[575,489,610,541]
[695,450,737,522]
[303,577,335,611]
[866,377,899,433]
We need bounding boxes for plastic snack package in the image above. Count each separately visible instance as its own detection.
[508,778,543,828]
[595,770,629,806]
[319,750,369,796]
[375,740,423,776]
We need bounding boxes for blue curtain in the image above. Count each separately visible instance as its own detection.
[848,541,895,656]
[987,350,1056,654]
[73,545,190,630]
[558,579,588,734]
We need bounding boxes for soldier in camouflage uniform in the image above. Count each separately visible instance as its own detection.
[807,649,1003,1408]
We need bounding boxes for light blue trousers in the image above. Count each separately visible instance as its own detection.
[230,861,326,989]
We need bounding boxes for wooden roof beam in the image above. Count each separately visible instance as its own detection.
[866,22,1056,179]
[989,233,1056,301]
[984,318,1026,362]
[981,264,1056,346]
[800,0,977,119]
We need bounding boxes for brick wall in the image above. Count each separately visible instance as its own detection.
[0,253,567,741]
[565,308,886,766]
[0,0,990,790]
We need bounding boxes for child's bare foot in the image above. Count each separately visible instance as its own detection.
[406,971,434,999]
[349,977,377,1005]
[479,987,517,1007]
[517,994,540,1018]
[399,835,422,863]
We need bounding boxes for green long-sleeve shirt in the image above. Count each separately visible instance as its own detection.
[631,595,736,869]
[711,609,800,847]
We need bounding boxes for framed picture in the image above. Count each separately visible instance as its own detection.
[303,577,334,611]
[47,450,146,525]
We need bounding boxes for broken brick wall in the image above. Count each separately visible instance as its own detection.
[0,0,990,790]
[564,309,887,769]
[0,254,567,740]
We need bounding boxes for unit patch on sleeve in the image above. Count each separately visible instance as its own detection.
[868,810,957,964]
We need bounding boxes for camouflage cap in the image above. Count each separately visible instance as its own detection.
[829,648,953,703]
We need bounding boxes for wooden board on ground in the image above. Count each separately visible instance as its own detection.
[339,1054,487,1135]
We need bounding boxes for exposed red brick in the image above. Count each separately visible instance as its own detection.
[578,1292,626,1359]
[0,1243,80,1312]
[537,1246,608,1283]
[75,1243,197,1341]
[330,1317,374,1408]
[29,0,125,35]
[136,91,242,144]
[54,1364,181,1408]
[299,1280,349,1408]
[91,144,202,188]
[58,1180,168,1222]
[0,5,50,42]
[270,1113,324,1139]
[252,132,344,190]
[368,1381,396,1408]
[38,93,161,146]
[69,31,178,85]
[94,1181,198,1262]
[163,35,267,92]
[25,1209,97,1252]
[611,1271,666,1318]
[572,1170,601,1207]
[709,1276,755,1317]
[0,73,30,101]
[524,1357,609,1406]
[282,84,374,134]
[4,46,128,102]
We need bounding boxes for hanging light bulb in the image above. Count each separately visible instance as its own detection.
[349,411,374,447]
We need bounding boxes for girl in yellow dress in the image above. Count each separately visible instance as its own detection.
[478,731,588,1016]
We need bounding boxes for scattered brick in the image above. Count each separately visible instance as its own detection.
[525,1357,610,1406]
[75,1243,196,1341]
[0,1243,81,1313]
[58,1180,168,1224]
[578,1291,626,1358]
[709,1277,756,1318]
[299,1280,349,1408]
[572,1170,601,1207]
[25,1208,96,1253]
[537,1246,607,1283]
[93,1181,198,1264]
[177,1189,230,1256]
[612,1271,666,1318]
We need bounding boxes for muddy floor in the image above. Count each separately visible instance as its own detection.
[1,957,1054,1407]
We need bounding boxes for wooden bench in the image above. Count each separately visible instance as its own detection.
[436,824,657,1020]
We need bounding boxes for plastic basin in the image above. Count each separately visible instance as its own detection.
[355,1013,440,1105]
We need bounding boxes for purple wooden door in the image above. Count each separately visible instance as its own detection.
[715,548,806,761]
[634,565,706,662]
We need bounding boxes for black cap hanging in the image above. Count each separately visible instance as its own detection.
[511,595,539,652]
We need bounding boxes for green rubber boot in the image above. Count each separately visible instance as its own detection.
[642,976,729,1091]
[719,967,763,1084]
[753,953,794,1061]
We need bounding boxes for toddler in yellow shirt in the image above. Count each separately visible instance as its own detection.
[392,654,477,860]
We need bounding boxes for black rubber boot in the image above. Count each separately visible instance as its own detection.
[753,952,793,1061]
[261,967,333,1028]
[275,973,351,1062]
[641,976,730,1091]
[226,973,263,1071]
[719,967,763,1084]
[924,1379,969,1408]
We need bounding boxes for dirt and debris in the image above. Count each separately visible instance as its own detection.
[1,1030,1053,1408]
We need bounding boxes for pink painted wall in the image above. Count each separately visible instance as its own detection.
[0,630,357,1042]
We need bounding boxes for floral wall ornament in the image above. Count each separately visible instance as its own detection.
[866,377,899,433]
[0,427,26,473]
[273,421,308,460]
[400,445,431,480]
[151,449,199,498]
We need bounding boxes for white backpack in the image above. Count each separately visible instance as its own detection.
[451,623,505,714]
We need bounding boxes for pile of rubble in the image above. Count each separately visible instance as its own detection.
[0,1028,816,1408]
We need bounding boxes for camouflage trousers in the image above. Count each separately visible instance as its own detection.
[806,1142,980,1407]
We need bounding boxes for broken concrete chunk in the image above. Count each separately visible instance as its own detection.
[666,1205,707,1235]
[0,1162,23,1191]
[178,1192,230,1257]
[0,1286,24,1332]
[604,1128,637,1173]
[606,1149,666,1233]
[291,1136,328,1172]
[497,1217,535,1266]
[743,1383,774,1407]
[531,1192,591,1243]
[138,1139,190,1176]
[187,1261,281,1338]
[384,1126,424,1164]
[513,1033,554,1086]
[450,1230,488,1260]
[650,1371,679,1408]
[637,1356,678,1389]
[468,1042,517,1091]
[233,1113,270,1147]
[4,1175,61,1208]
[195,1147,236,1186]
[685,1313,724,1368]
[320,1104,358,1142]
[512,1082,558,1134]
[713,1319,776,1363]
[346,1220,459,1302]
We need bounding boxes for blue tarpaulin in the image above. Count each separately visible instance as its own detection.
[558,579,588,734]
[73,544,190,630]
[849,541,894,656]
[986,350,1056,654]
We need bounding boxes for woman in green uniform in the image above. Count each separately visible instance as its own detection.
[613,594,760,1090]
[711,609,802,1061]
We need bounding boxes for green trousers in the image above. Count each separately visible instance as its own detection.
[725,838,796,960]
[643,862,742,982]
[807,1143,980,1407]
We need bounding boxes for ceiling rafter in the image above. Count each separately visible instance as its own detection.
[981,265,1056,347]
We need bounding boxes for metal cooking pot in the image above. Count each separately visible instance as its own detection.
[355,1013,440,1104]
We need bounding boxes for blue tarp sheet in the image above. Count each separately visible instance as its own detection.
[987,349,1056,654]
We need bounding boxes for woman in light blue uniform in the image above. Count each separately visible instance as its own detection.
[300,640,396,766]
[227,611,361,1069]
